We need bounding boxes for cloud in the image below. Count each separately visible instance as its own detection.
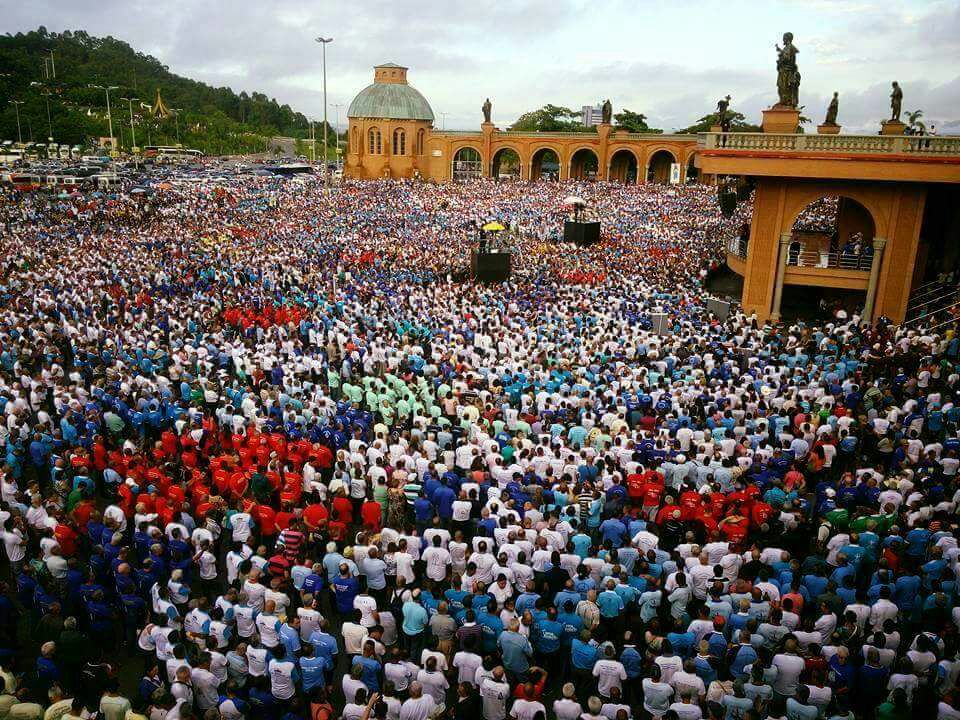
[2,0,958,133]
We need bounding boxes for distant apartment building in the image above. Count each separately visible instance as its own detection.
[582,104,603,127]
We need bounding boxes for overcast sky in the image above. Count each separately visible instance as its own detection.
[5,0,960,134]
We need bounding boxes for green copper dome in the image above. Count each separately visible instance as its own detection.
[348,72,434,122]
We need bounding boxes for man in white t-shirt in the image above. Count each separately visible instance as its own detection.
[422,536,452,582]
[592,646,627,698]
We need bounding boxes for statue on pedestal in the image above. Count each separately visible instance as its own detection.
[775,32,800,107]
[482,98,492,124]
[717,95,731,131]
[890,82,902,122]
[601,99,612,124]
[824,92,839,125]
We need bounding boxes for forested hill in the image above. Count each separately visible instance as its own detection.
[0,27,322,154]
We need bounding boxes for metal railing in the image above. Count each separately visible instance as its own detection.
[902,298,960,331]
[786,249,872,271]
[700,132,960,156]
[904,288,960,325]
[727,235,749,258]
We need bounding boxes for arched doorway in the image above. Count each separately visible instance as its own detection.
[685,154,699,183]
[781,195,877,320]
[646,150,676,184]
[452,146,483,182]
[492,148,521,179]
[788,196,876,270]
[609,149,638,184]
[530,148,560,181]
[569,148,599,181]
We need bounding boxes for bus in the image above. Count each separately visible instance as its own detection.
[143,146,204,163]
[0,147,24,165]
[4,173,43,191]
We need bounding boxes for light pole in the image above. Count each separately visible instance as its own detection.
[120,97,139,150]
[172,108,183,145]
[8,100,23,145]
[441,112,448,130]
[315,36,333,189]
[333,103,343,168]
[89,84,119,151]
[30,82,54,142]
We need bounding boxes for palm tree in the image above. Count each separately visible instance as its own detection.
[905,109,926,135]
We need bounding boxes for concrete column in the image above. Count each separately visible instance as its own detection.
[862,237,888,322]
[770,232,792,322]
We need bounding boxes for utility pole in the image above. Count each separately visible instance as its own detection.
[121,97,139,150]
[172,108,183,145]
[48,49,56,78]
[8,100,23,144]
[30,82,54,142]
[90,84,119,151]
[333,103,343,168]
[315,36,333,190]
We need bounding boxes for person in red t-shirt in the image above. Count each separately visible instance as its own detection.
[303,502,329,531]
[678,488,703,521]
[254,504,277,537]
[750,501,774,528]
[719,506,750,544]
[626,473,644,504]
[361,497,383,532]
[331,492,353,526]
[641,482,665,520]
[655,499,683,526]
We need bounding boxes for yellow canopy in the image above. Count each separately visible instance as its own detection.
[482,221,505,232]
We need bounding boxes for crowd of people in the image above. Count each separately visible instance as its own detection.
[0,170,959,720]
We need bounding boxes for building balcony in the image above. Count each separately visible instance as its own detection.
[726,237,869,289]
[699,132,960,183]
[701,132,960,156]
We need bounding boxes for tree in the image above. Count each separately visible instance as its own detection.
[0,27,311,151]
[677,110,761,134]
[509,104,593,133]
[905,109,926,134]
[613,109,662,134]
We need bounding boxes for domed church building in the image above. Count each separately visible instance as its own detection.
[343,61,701,183]
[345,63,435,179]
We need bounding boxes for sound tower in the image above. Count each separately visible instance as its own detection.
[470,250,511,282]
[563,220,601,246]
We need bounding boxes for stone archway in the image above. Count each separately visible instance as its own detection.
[787,195,877,271]
[609,148,639,184]
[685,153,699,183]
[646,149,676,184]
[452,146,483,181]
[569,147,600,181]
[530,147,561,181]
[491,147,522,179]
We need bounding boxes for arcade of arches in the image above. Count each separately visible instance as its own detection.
[346,119,701,184]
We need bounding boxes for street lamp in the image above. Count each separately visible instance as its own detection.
[30,81,54,142]
[89,84,119,151]
[8,100,23,145]
[172,108,183,145]
[332,102,343,168]
[120,97,139,151]
[315,36,333,189]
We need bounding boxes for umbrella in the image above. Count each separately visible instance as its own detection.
[482,221,505,232]
[563,196,586,206]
